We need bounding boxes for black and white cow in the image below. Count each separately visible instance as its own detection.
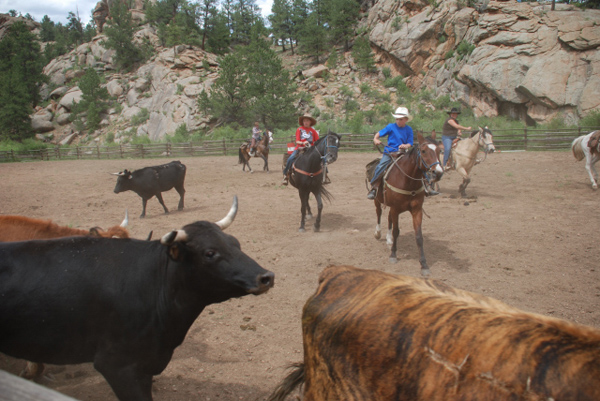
[0,197,274,401]
[113,160,186,218]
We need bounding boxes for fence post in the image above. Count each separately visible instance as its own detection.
[11,149,15,162]
[524,127,528,151]
[76,146,81,159]
[223,138,227,155]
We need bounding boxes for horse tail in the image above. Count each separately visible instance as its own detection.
[571,136,585,161]
[266,363,305,401]
[318,181,334,203]
[238,147,245,164]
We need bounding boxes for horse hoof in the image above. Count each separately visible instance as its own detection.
[389,257,398,264]
[421,268,431,277]
[306,214,313,220]
[299,228,306,233]
[374,231,381,240]
[250,171,254,174]
[313,226,320,232]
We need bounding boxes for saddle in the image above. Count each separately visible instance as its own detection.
[365,152,406,183]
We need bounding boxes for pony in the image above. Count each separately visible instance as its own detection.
[288,132,341,232]
[238,130,274,173]
[446,126,495,197]
[571,130,600,189]
[369,133,444,276]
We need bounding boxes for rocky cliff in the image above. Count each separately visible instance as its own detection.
[362,0,600,125]
[3,0,599,145]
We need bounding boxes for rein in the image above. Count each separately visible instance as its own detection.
[383,147,435,197]
[293,134,338,181]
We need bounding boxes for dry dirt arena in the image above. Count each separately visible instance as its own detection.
[0,150,599,400]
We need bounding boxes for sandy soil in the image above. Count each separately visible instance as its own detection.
[0,150,599,400]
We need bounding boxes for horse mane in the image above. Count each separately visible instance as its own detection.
[470,129,480,138]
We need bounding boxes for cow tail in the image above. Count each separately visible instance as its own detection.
[267,362,305,401]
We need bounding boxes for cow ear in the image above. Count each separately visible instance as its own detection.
[167,243,184,262]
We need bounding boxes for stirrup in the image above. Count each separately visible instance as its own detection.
[367,188,377,200]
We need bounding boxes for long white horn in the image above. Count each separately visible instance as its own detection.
[120,209,129,228]
[215,195,238,230]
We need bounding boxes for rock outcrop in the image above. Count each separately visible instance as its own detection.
[362,0,600,124]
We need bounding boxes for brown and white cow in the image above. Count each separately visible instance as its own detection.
[0,213,130,242]
[268,265,600,401]
[0,212,130,380]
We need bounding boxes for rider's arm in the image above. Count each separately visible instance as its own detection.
[373,132,382,146]
[447,119,472,135]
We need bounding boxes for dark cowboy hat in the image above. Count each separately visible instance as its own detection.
[298,114,317,126]
[447,107,461,115]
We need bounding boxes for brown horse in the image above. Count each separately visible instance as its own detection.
[370,133,444,276]
[238,130,273,173]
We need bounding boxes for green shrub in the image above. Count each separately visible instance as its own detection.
[445,50,455,59]
[382,67,391,79]
[130,135,152,145]
[131,108,150,125]
[581,110,600,128]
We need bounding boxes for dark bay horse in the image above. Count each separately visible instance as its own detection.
[238,130,273,173]
[371,133,444,276]
[289,132,341,232]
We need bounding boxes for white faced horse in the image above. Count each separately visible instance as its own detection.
[571,130,600,189]
[447,127,496,198]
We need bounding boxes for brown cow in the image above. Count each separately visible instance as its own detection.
[0,213,130,242]
[269,265,600,401]
[0,212,130,380]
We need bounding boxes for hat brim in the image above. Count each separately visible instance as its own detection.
[299,116,317,126]
[447,110,461,114]
[391,113,413,122]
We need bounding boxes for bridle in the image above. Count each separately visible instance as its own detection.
[384,145,440,197]
[293,134,339,180]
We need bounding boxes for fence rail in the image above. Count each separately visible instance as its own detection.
[1,127,598,163]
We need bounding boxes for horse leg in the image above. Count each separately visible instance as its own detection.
[411,208,430,277]
[456,166,470,197]
[299,190,310,232]
[586,156,598,189]
[389,209,400,263]
[374,200,382,239]
[261,154,269,172]
[386,211,394,247]
[313,190,324,232]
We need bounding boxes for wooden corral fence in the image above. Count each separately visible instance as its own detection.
[0,127,598,163]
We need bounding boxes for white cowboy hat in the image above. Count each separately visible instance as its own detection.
[298,114,317,127]
[391,107,412,122]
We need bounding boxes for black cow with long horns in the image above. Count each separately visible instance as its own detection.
[112,160,186,218]
[0,196,275,401]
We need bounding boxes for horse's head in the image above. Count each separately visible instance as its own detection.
[267,130,274,144]
[475,126,495,154]
[318,131,341,165]
[417,133,444,182]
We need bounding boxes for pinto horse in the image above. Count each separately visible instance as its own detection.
[238,130,274,173]
[289,132,341,232]
[447,126,495,197]
[571,130,600,189]
[370,133,444,276]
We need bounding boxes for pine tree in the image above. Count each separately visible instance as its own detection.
[299,0,327,63]
[269,0,294,53]
[352,36,376,74]
[103,2,149,70]
[199,51,249,124]
[327,0,359,52]
[0,22,46,141]
[245,28,297,128]
[72,68,110,133]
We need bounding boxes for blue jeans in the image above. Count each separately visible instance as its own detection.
[442,135,456,167]
[370,153,393,186]
[283,149,299,176]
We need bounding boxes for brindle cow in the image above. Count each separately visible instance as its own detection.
[268,265,600,401]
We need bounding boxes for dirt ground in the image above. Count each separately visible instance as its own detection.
[1,149,599,400]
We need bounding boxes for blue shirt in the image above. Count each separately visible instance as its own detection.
[379,123,414,154]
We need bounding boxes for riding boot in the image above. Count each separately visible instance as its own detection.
[367,185,377,200]
[281,175,289,186]
[425,186,440,197]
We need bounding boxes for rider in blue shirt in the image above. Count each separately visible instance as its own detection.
[367,106,439,199]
